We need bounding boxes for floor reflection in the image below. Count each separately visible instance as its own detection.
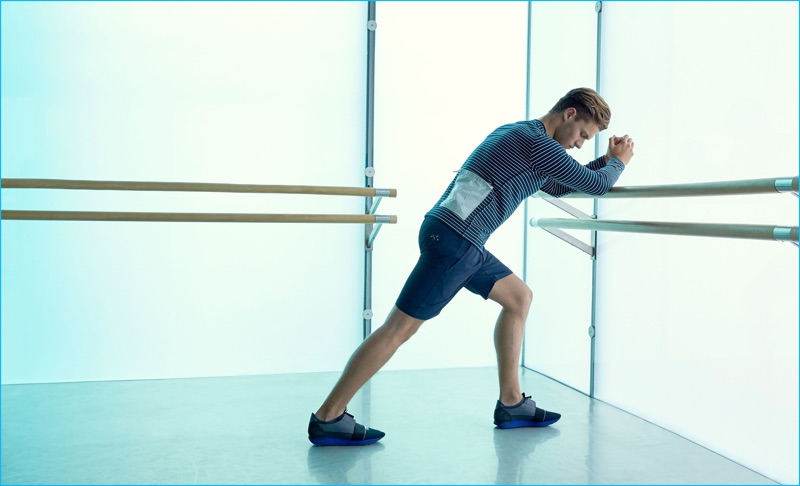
[493,426,561,484]
[306,443,385,484]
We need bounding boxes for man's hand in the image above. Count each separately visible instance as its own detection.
[606,135,634,166]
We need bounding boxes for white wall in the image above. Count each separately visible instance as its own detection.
[594,3,798,484]
[372,2,529,371]
[521,2,798,482]
[1,1,534,383]
[523,1,599,395]
[1,2,369,383]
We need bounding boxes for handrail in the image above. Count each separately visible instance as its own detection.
[535,176,798,199]
[1,178,397,198]
[530,217,798,243]
[1,210,397,224]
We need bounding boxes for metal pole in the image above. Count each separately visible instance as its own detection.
[363,1,377,340]
[521,0,533,370]
[531,217,799,243]
[590,0,604,399]
[540,176,799,199]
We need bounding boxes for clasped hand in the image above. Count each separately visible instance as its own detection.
[606,135,634,166]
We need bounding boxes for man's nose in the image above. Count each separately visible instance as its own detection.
[575,140,584,149]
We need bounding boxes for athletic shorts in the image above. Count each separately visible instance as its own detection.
[395,216,513,320]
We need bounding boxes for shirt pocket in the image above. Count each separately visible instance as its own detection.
[439,169,493,221]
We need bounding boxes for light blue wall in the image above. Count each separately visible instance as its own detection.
[523,1,599,394]
[595,3,798,484]
[522,2,798,483]
[372,1,529,371]
[1,2,369,383]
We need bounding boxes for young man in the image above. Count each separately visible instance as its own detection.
[308,87,635,446]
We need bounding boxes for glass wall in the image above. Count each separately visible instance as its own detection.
[595,3,798,483]
[1,2,368,383]
[372,2,529,371]
[523,1,599,394]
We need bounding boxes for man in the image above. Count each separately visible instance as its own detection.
[308,87,635,446]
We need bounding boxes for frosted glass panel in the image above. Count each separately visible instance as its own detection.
[372,2,528,371]
[525,200,594,393]
[596,2,798,483]
[523,2,598,394]
[1,2,367,383]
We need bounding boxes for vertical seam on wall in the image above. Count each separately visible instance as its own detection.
[363,2,377,340]
[521,0,533,369]
[590,0,603,398]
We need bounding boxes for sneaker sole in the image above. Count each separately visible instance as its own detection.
[495,418,560,428]
[309,437,383,446]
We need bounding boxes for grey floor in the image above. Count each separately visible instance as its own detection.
[1,366,776,484]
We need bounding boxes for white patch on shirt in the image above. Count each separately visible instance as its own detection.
[439,169,493,221]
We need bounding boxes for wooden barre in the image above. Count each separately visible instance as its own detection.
[1,211,397,224]
[1,178,397,198]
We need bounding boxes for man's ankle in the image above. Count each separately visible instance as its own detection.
[499,393,523,407]
[315,407,345,422]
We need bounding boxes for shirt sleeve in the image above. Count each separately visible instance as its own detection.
[533,137,625,198]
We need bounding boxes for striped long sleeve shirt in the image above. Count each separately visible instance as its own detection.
[426,119,625,250]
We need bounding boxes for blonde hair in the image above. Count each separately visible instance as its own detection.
[549,88,611,131]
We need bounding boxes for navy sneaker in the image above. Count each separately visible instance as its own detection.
[494,393,561,428]
[308,410,385,446]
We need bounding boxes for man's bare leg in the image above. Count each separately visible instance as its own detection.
[315,306,425,421]
[488,274,533,407]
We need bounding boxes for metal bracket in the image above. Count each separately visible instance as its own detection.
[367,20,377,31]
[542,227,595,257]
[541,197,593,220]
[774,178,796,193]
[368,224,384,248]
[595,1,602,13]
[367,215,393,247]
[365,167,375,178]
[533,195,597,257]
[774,227,799,246]
[369,196,383,215]
[363,309,374,320]
[366,197,389,248]
[588,325,596,338]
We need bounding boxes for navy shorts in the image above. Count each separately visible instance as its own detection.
[395,216,513,320]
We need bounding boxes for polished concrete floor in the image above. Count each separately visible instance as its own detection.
[1,367,776,484]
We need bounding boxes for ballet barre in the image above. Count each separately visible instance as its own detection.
[530,175,799,256]
[1,211,396,224]
[535,176,798,199]
[531,218,797,242]
[0,179,398,237]
[1,178,397,198]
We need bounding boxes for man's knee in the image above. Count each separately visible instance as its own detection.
[489,274,533,315]
[512,285,533,314]
[521,285,533,309]
[381,307,425,345]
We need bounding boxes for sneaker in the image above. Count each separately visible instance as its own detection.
[493,393,561,428]
[308,410,385,446]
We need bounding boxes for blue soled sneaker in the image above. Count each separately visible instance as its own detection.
[308,410,385,446]
[494,393,561,428]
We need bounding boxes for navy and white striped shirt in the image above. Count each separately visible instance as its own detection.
[426,119,625,250]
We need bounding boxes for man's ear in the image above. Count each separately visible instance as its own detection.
[563,107,577,121]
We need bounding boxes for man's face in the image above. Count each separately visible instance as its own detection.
[553,110,601,150]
